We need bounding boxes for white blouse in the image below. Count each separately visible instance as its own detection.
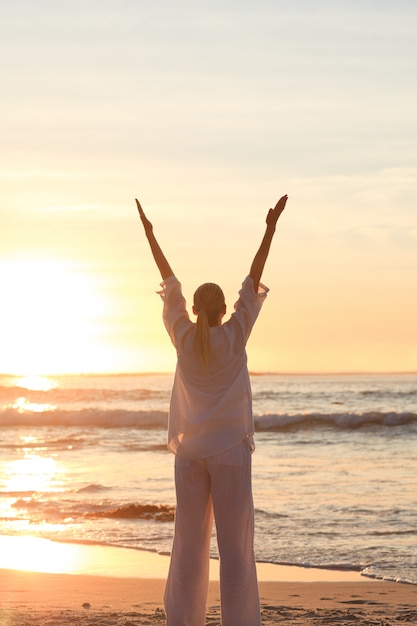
[158,275,268,458]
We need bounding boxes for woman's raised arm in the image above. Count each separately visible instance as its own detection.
[249,195,288,292]
[135,198,174,280]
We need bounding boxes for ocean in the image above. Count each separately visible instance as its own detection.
[0,372,416,585]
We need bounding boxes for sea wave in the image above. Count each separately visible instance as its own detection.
[262,560,416,584]
[0,385,168,403]
[1,407,416,430]
[7,496,175,523]
[1,435,88,449]
[86,503,175,522]
[76,483,110,493]
[361,567,417,585]
[0,407,168,428]
[255,411,417,430]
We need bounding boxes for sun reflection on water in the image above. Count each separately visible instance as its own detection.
[9,376,58,413]
[14,376,58,392]
[4,455,62,493]
[12,397,56,413]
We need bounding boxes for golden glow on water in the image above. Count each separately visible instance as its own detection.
[0,535,172,577]
[12,397,56,413]
[0,536,83,574]
[15,376,58,392]
[4,455,60,493]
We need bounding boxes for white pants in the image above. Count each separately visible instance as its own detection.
[164,438,261,626]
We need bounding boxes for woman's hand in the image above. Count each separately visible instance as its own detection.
[136,198,153,237]
[266,195,288,230]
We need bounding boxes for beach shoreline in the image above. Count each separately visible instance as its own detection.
[0,534,367,582]
[1,537,416,624]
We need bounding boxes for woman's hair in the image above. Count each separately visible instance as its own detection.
[193,282,225,371]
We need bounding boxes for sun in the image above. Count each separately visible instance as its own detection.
[0,256,108,374]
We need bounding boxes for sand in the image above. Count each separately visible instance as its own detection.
[0,538,416,625]
[1,568,416,625]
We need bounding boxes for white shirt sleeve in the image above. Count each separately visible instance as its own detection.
[229,275,269,344]
[158,276,191,349]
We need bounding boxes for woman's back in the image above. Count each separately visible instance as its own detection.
[160,275,269,457]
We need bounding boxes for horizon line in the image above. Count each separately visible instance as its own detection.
[1,370,416,378]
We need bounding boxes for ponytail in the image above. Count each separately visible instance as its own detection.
[194,307,211,371]
[193,283,225,372]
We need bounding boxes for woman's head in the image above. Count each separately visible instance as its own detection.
[192,283,226,371]
[192,283,226,326]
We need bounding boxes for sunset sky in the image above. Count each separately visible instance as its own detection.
[1,0,416,375]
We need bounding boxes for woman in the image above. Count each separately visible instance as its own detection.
[136,194,288,626]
